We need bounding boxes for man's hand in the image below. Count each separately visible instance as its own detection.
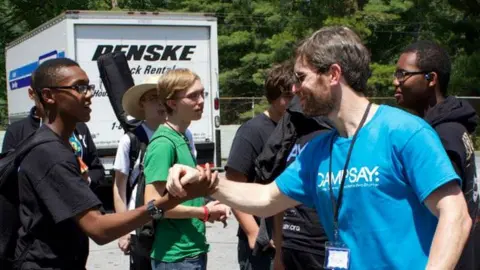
[167,163,218,198]
[118,234,130,255]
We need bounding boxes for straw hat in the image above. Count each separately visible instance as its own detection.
[122,75,161,120]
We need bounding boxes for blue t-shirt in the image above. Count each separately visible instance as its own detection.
[275,105,460,269]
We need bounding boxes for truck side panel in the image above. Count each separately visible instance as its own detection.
[6,20,68,122]
[73,24,214,151]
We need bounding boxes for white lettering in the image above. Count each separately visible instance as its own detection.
[318,166,381,188]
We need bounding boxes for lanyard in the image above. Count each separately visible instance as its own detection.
[328,102,372,241]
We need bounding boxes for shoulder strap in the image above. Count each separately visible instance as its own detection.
[14,133,57,164]
[126,132,140,181]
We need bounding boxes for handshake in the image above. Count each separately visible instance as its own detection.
[166,163,220,199]
[166,163,230,225]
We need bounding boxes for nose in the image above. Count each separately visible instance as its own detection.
[393,76,401,87]
[196,94,204,107]
[85,88,93,101]
[292,83,301,94]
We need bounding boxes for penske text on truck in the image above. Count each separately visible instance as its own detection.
[5,11,222,199]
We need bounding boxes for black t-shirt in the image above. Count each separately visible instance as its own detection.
[225,113,277,240]
[281,130,328,255]
[15,125,101,270]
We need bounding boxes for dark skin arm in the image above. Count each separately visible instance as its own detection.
[75,166,217,245]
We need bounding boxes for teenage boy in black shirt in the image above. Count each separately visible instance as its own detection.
[13,58,214,270]
[393,40,479,270]
[226,61,295,270]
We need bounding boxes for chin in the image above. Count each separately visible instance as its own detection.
[80,115,91,123]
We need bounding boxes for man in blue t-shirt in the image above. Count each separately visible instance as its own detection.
[166,26,472,270]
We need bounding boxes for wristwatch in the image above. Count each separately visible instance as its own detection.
[147,200,164,220]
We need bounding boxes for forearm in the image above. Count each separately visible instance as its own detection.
[112,187,127,214]
[273,212,284,248]
[426,211,472,269]
[164,205,205,219]
[233,210,259,237]
[82,194,184,245]
[211,177,275,217]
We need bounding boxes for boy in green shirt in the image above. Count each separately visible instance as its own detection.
[143,68,230,270]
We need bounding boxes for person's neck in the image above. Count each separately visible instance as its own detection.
[413,92,445,118]
[264,106,283,123]
[328,90,376,138]
[165,115,190,133]
[43,113,76,143]
[143,118,163,132]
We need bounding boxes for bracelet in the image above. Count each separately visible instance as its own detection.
[202,206,210,222]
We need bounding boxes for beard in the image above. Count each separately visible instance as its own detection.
[301,90,335,117]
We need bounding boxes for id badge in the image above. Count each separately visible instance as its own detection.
[324,241,351,270]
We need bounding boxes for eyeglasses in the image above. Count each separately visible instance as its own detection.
[175,91,205,101]
[393,70,428,82]
[45,84,95,94]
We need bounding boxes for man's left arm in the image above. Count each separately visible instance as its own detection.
[400,127,471,269]
[424,181,471,270]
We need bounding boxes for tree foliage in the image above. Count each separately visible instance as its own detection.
[1,0,479,124]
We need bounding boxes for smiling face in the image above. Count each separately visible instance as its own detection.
[293,56,336,117]
[41,65,93,123]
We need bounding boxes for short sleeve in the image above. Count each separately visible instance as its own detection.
[226,134,257,178]
[274,150,316,208]
[144,138,175,184]
[34,161,101,223]
[400,127,461,202]
[113,134,131,175]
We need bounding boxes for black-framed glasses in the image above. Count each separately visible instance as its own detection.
[45,84,95,94]
[393,70,428,82]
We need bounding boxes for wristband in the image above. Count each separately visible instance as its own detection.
[202,206,210,222]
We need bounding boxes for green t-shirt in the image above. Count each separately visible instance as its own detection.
[144,125,209,262]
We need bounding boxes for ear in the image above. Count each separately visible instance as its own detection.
[40,88,55,105]
[427,72,437,88]
[166,99,176,111]
[27,87,35,100]
[328,64,342,86]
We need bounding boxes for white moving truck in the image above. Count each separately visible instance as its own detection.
[5,11,222,202]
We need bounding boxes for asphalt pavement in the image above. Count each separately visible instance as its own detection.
[87,216,239,270]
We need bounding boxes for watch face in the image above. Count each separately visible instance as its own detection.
[153,209,164,220]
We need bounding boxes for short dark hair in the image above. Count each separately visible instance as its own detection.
[402,40,451,96]
[296,26,371,93]
[264,60,296,103]
[31,58,80,91]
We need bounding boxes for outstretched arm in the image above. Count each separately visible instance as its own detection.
[167,164,300,217]
[212,176,299,217]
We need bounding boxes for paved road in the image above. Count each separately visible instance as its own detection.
[87,216,239,270]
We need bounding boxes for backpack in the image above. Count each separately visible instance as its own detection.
[0,132,55,269]
[124,125,149,204]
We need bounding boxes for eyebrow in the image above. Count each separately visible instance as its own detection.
[188,88,205,94]
[68,79,90,85]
